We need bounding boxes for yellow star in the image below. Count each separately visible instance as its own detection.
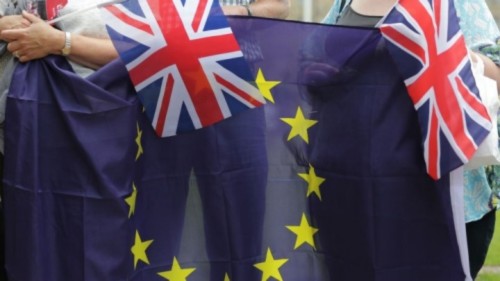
[136,122,143,161]
[158,257,196,281]
[298,164,325,200]
[286,213,319,250]
[125,183,138,218]
[255,68,281,103]
[254,248,288,281]
[131,230,153,269]
[281,107,317,143]
[224,273,230,281]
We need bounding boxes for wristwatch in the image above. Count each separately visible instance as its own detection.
[61,32,71,56]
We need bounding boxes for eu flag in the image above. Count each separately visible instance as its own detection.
[3,16,465,281]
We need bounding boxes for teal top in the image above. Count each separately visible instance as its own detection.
[323,0,500,223]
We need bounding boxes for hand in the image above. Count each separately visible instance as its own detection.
[1,11,64,62]
[0,15,30,32]
[222,5,249,16]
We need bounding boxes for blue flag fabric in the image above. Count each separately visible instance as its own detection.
[4,57,138,280]
[4,17,464,281]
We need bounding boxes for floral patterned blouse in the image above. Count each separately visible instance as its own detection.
[323,0,500,223]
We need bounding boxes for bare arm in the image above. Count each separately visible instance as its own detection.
[222,0,290,19]
[479,53,500,86]
[61,34,117,69]
[0,11,117,69]
[473,52,500,91]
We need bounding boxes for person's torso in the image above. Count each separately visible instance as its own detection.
[336,4,382,27]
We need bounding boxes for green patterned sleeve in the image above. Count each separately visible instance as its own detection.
[455,0,500,65]
[486,165,500,201]
[477,40,500,66]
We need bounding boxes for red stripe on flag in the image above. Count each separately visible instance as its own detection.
[128,1,242,126]
[434,0,441,35]
[155,74,175,136]
[428,109,440,179]
[380,26,427,69]
[192,0,208,32]
[455,76,490,122]
[106,5,154,35]
[215,74,264,107]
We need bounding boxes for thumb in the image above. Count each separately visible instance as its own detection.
[22,10,42,23]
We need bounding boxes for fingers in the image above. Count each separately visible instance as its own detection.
[21,10,41,23]
[21,18,30,28]
[11,49,33,63]
[12,51,22,60]
[6,38,27,61]
[1,11,50,63]
[8,42,22,59]
[1,28,23,42]
[6,37,21,52]
[0,11,41,41]
[11,50,24,62]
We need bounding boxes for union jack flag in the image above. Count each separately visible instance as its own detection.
[379,0,492,179]
[100,0,265,137]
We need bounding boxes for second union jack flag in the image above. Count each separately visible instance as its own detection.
[100,0,265,137]
[380,0,492,180]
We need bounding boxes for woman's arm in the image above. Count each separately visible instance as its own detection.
[475,52,500,89]
[0,11,117,69]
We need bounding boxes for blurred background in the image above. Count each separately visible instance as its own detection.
[287,0,500,24]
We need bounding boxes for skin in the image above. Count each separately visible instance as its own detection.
[221,0,290,19]
[1,11,117,69]
[350,0,396,16]
[0,14,29,31]
[0,0,290,67]
[474,52,500,90]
